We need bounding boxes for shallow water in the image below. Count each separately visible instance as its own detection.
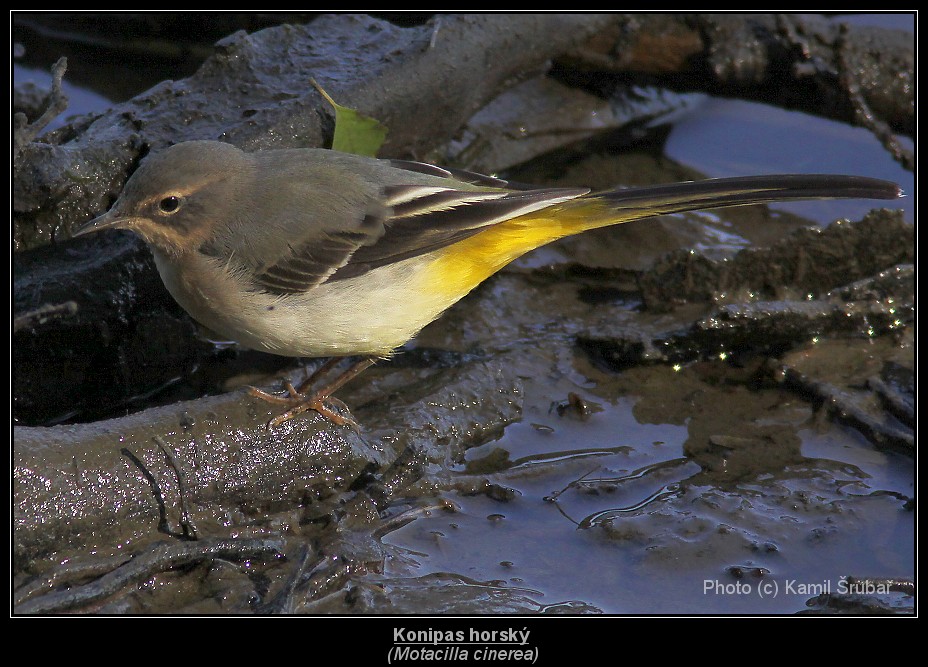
[380,362,913,613]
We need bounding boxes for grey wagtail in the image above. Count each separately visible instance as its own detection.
[74,140,902,428]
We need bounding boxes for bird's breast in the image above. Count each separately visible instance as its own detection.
[151,250,464,358]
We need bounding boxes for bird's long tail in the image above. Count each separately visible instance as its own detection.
[427,173,902,297]
[588,173,901,225]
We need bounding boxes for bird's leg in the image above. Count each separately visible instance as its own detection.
[248,357,376,431]
[295,356,344,395]
[247,357,343,405]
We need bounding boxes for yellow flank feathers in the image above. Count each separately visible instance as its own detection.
[425,199,615,299]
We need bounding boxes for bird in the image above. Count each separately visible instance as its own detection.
[74,140,902,429]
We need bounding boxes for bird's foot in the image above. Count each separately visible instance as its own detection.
[247,357,375,431]
[248,383,360,431]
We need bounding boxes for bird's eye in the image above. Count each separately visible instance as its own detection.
[159,196,182,214]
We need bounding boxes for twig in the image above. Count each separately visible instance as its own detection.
[13,56,69,160]
[835,23,914,170]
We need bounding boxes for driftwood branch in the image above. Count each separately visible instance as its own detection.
[563,13,913,138]
[14,358,523,572]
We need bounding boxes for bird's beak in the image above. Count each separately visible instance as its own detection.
[72,209,135,237]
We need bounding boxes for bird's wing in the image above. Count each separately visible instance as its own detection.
[237,155,587,295]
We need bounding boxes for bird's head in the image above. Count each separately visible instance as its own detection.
[74,141,251,257]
